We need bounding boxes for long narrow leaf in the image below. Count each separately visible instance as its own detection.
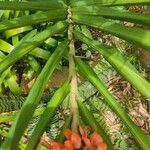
[6,73,21,95]
[28,56,41,73]
[30,48,51,60]
[0,1,66,11]
[0,39,13,53]
[0,9,67,33]
[71,0,150,6]
[72,15,150,50]
[0,21,67,74]
[26,81,70,150]
[74,30,150,100]
[72,6,150,26]
[78,100,114,150]
[0,107,45,123]
[4,26,33,39]
[0,40,68,150]
[75,58,150,150]
[0,39,51,60]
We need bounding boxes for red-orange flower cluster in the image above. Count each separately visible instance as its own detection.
[41,127,107,150]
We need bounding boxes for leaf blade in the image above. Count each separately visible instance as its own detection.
[0,21,67,74]
[0,10,67,33]
[72,15,150,51]
[71,0,150,6]
[26,81,70,149]
[75,58,150,150]
[72,6,150,26]
[73,30,150,100]
[78,100,114,150]
[1,40,68,150]
[0,1,67,11]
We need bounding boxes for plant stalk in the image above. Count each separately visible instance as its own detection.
[68,6,79,132]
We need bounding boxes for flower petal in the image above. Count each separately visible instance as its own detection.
[64,140,74,149]
[64,128,72,140]
[51,142,63,150]
[97,143,107,150]
[90,132,103,145]
[71,132,82,149]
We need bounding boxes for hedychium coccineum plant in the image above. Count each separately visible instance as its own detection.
[0,0,150,149]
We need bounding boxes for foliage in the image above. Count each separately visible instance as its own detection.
[0,0,150,150]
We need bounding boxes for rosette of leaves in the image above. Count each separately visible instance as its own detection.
[0,0,150,150]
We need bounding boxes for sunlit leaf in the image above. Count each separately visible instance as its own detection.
[75,58,150,150]
[1,40,68,150]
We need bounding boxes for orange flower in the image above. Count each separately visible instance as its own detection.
[97,143,107,150]
[90,132,103,145]
[64,128,82,149]
[41,127,107,150]
[64,140,74,149]
[51,141,64,150]
[64,128,72,140]
[71,132,82,149]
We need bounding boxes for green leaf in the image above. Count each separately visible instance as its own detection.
[30,47,51,60]
[4,26,33,39]
[72,6,150,26]
[44,37,58,48]
[0,1,67,11]
[0,10,3,18]
[56,116,72,142]
[0,107,45,123]
[80,25,93,39]
[0,21,68,74]
[0,10,10,20]
[0,10,67,33]
[75,58,150,150]
[72,15,150,50]
[74,30,150,100]
[0,39,13,53]
[12,35,19,46]
[16,29,51,59]
[6,72,21,95]
[28,56,41,73]
[0,53,21,94]
[18,29,37,43]
[71,0,150,6]
[0,40,68,150]
[0,68,10,88]
[26,81,70,150]
[78,100,114,150]
[0,39,51,60]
